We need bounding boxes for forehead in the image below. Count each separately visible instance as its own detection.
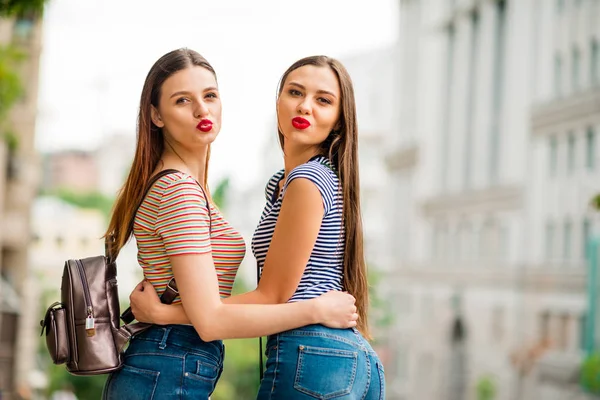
[285,65,340,96]
[161,66,217,93]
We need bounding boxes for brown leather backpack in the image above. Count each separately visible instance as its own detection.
[39,169,182,375]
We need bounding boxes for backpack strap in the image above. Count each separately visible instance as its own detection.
[120,169,211,324]
[105,168,181,264]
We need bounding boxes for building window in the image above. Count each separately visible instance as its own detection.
[572,47,581,91]
[12,17,35,41]
[395,345,409,380]
[464,10,480,189]
[491,307,504,342]
[586,127,596,170]
[567,133,576,173]
[564,220,572,260]
[592,40,599,86]
[555,55,563,97]
[558,314,569,350]
[442,24,456,190]
[546,221,555,259]
[549,136,558,176]
[540,311,550,342]
[580,314,588,351]
[583,218,591,259]
[489,0,507,183]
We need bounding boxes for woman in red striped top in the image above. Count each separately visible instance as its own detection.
[102,48,358,400]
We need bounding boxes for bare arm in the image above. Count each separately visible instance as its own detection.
[225,178,322,305]
[129,178,354,334]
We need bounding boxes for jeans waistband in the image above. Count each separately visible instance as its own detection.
[134,324,223,352]
[268,325,376,355]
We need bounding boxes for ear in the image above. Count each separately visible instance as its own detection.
[150,105,164,128]
[333,120,342,132]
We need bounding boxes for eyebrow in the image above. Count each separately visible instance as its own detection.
[288,81,337,99]
[169,87,218,98]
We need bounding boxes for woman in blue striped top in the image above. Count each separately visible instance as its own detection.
[251,55,386,399]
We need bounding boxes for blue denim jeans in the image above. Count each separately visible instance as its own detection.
[102,325,224,400]
[257,325,385,399]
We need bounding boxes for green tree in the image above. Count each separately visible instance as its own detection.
[212,176,230,210]
[581,352,600,395]
[212,278,262,400]
[368,268,394,343]
[0,0,47,16]
[0,45,24,122]
[476,375,497,400]
[44,188,115,220]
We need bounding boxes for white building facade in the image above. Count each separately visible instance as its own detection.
[382,0,600,399]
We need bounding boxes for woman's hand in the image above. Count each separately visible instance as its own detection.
[129,280,162,324]
[311,290,358,329]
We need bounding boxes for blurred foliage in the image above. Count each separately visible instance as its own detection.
[212,176,230,210]
[45,365,108,399]
[0,0,47,16]
[0,45,24,122]
[581,352,600,395]
[368,267,394,343]
[475,375,497,400]
[212,277,262,399]
[43,188,115,220]
[591,193,600,211]
[2,128,18,151]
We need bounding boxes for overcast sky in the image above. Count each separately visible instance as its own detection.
[36,0,399,189]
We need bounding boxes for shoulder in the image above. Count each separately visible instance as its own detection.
[148,171,207,208]
[287,157,338,192]
[285,157,339,213]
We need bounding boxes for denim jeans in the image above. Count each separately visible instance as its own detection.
[103,325,224,400]
[257,325,385,399]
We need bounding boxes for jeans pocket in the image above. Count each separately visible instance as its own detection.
[294,345,358,399]
[187,360,219,382]
[183,354,221,397]
[103,365,159,400]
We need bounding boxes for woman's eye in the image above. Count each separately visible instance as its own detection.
[318,97,332,105]
[289,89,302,96]
[205,92,218,99]
[175,97,190,104]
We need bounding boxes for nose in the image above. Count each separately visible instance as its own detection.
[297,98,311,115]
[193,100,209,119]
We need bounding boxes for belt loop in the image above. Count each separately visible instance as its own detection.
[159,327,171,350]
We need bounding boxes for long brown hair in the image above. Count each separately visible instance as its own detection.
[105,48,216,259]
[277,56,370,339]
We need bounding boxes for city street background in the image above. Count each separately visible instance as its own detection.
[1,0,600,399]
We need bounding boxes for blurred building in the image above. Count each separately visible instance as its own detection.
[0,12,44,399]
[343,47,399,275]
[41,132,134,196]
[382,1,600,399]
[41,150,98,193]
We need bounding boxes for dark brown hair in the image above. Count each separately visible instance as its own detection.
[105,48,216,259]
[277,56,370,339]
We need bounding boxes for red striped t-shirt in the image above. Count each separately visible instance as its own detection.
[133,172,245,302]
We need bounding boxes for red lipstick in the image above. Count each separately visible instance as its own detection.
[197,119,213,132]
[292,117,310,130]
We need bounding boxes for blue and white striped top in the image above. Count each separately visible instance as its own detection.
[251,156,345,302]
